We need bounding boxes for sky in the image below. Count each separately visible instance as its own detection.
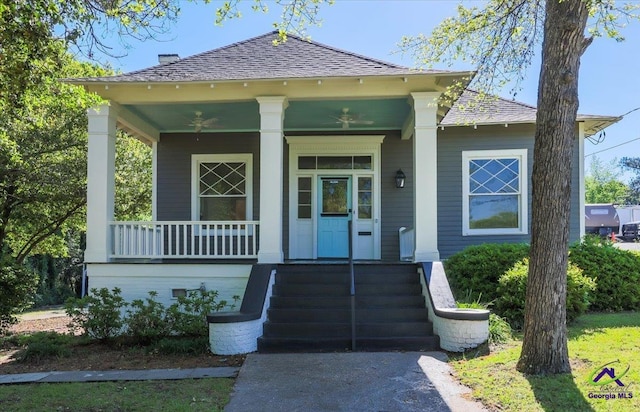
[102,0,640,182]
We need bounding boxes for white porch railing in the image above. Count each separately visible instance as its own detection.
[399,226,415,262]
[110,221,259,259]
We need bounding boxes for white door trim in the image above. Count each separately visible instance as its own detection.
[286,135,385,260]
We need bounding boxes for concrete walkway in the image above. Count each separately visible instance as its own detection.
[0,352,487,412]
[225,352,487,412]
[0,367,238,384]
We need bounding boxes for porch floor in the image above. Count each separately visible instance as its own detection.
[106,259,413,264]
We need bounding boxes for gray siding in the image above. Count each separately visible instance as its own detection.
[156,133,260,221]
[156,127,582,261]
[437,124,582,258]
[380,131,414,260]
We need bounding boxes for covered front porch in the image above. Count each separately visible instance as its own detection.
[85,92,448,263]
[85,58,461,264]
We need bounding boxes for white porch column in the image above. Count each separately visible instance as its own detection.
[411,92,441,262]
[151,141,158,220]
[578,122,586,238]
[256,96,288,263]
[85,104,117,263]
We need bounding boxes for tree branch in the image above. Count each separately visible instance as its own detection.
[15,200,86,263]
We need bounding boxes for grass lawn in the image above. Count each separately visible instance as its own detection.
[0,378,234,411]
[452,312,640,412]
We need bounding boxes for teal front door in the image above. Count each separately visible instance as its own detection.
[317,177,351,258]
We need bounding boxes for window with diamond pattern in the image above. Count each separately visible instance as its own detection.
[197,158,249,221]
[462,149,528,235]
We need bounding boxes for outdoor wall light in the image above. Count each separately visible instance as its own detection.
[395,169,406,189]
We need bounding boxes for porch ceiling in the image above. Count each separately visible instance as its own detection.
[123,98,411,133]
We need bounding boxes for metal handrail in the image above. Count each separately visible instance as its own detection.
[348,219,356,351]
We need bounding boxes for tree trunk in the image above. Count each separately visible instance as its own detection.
[516,0,591,375]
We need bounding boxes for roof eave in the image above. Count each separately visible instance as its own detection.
[64,70,475,87]
[578,115,622,137]
[439,115,622,137]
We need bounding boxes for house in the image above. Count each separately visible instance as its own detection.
[70,31,618,353]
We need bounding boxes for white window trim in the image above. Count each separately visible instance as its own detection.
[191,154,253,221]
[462,149,528,236]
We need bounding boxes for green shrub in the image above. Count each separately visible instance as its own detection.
[457,299,512,345]
[488,313,512,344]
[444,243,530,303]
[150,336,209,355]
[167,290,238,337]
[495,259,596,329]
[64,287,236,343]
[0,258,39,334]
[569,236,640,311]
[34,283,76,308]
[125,291,171,345]
[65,287,127,341]
[15,332,73,362]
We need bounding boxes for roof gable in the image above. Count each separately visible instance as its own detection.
[80,31,448,83]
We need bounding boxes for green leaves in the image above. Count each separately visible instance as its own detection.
[0,257,39,334]
[0,50,103,262]
[585,155,630,203]
[65,287,127,340]
[0,9,153,261]
[115,132,152,221]
[587,0,640,41]
[214,0,334,43]
[398,0,544,99]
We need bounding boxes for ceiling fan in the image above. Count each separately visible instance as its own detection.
[187,111,220,132]
[333,107,374,129]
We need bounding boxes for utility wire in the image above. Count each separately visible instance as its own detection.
[619,107,640,118]
[585,106,640,145]
[585,136,640,157]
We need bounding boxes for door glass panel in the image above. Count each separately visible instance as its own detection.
[322,179,348,214]
[358,177,372,219]
[297,177,312,219]
[298,191,311,205]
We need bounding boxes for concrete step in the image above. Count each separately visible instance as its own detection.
[262,321,433,339]
[272,282,422,297]
[267,307,429,323]
[257,336,440,353]
[275,271,419,285]
[269,295,426,309]
[259,263,435,353]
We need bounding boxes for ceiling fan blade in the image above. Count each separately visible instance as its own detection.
[201,117,219,126]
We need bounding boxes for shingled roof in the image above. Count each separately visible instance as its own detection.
[442,90,537,125]
[442,90,620,135]
[70,32,617,136]
[76,31,447,83]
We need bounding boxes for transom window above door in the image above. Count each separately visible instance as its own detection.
[192,154,253,221]
[298,155,372,170]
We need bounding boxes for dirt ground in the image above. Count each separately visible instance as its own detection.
[0,311,244,374]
